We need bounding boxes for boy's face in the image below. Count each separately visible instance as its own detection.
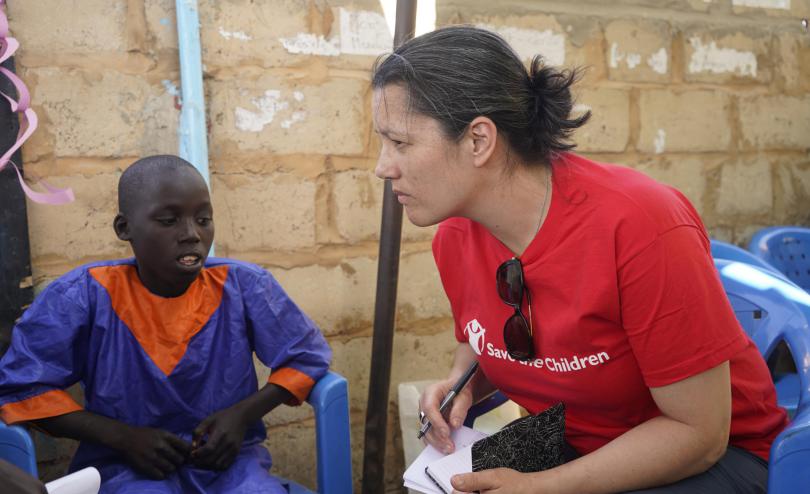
[115,168,214,297]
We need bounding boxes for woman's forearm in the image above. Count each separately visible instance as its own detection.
[542,413,727,494]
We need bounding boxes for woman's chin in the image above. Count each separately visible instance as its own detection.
[404,208,442,228]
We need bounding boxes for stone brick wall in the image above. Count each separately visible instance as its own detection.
[6,0,809,491]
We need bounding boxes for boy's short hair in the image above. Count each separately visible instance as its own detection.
[118,155,201,215]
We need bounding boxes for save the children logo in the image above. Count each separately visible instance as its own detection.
[466,318,612,372]
[464,319,486,355]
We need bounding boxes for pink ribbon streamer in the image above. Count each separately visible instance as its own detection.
[0,0,73,205]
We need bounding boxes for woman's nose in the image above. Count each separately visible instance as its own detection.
[375,152,400,180]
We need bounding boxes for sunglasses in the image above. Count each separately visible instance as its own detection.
[496,257,535,361]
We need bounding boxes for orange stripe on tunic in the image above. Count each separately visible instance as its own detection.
[0,389,83,424]
[268,367,316,405]
[89,264,229,376]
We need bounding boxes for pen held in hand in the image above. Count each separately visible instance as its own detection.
[417,361,479,439]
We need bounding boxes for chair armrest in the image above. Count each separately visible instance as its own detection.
[768,405,810,494]
[307,371,353,494]
[0,421,37,476]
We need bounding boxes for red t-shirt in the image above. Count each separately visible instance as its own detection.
[433,153,787,460]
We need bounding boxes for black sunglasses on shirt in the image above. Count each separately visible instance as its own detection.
[496,257,535,361]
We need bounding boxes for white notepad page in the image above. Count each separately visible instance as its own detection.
[403,426,487,494]
[45,467,101,494]
[424,443,474,494]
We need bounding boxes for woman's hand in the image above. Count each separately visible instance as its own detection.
[452,468,549,494]
[118,425,191,479]
[419,376,474,454]
[191,405,249,471]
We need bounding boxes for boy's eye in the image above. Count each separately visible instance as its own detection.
[197,217,212,226]
[156,217,176,226]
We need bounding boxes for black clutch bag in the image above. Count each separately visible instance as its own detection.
[471,402,565,473]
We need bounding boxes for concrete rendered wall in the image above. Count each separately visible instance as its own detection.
[5,0,810,491]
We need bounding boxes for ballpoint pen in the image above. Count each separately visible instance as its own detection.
[417,361,479,439]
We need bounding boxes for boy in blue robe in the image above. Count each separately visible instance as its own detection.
[0,155,332,493]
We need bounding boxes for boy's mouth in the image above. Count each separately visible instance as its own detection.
[177,253,202,267]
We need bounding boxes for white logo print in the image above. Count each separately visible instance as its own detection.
[464,319,487,356]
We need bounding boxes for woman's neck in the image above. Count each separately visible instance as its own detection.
[466,163,552,257]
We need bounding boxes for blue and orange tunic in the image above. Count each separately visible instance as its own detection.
[0,258,331,492]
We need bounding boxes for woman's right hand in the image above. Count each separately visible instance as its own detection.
[419,376,474,454]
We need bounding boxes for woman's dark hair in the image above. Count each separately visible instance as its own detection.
[371,25,590,166]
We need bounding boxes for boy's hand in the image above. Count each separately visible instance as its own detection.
[119,426,191,480]
[191,406,249,471]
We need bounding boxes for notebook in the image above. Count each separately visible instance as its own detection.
[45,467,101,494]
[403,426,488,494]
[403,403,565,494]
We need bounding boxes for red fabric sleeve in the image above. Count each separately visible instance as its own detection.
[619,225,747,387]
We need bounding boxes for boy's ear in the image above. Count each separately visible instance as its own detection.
[113,213,131,241]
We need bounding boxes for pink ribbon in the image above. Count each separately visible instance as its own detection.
[0,0,73,205]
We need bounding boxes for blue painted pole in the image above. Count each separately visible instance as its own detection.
[175,0,210,187]
[175,0,214,255]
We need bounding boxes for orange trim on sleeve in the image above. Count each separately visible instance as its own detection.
[268,367,316,405]
[0,389,83,424]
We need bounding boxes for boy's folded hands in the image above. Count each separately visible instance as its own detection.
[118,425,191,480]
[190,405,250,471]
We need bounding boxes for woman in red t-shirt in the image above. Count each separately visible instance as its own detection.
[372,26,786,493]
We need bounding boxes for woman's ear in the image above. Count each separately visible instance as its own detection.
[468,116,498,168]
[113,214,131,241]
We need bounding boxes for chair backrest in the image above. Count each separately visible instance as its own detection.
[711,239,784,277]
[0,421,37,476]
[714,259,810,413]
[748,226,810,291]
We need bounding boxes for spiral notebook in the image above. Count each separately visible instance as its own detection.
[404,403,565,494]
[403,426,488,494]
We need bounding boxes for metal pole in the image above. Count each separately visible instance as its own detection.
[361,2,417,493]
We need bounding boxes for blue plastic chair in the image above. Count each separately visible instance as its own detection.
[284,371,353,494]
[715,260,809,416]
[0,421,37,476]
[714,260,810,493]
[748,226,810,291]
[0,371,352,494]
[710,239,784,277]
